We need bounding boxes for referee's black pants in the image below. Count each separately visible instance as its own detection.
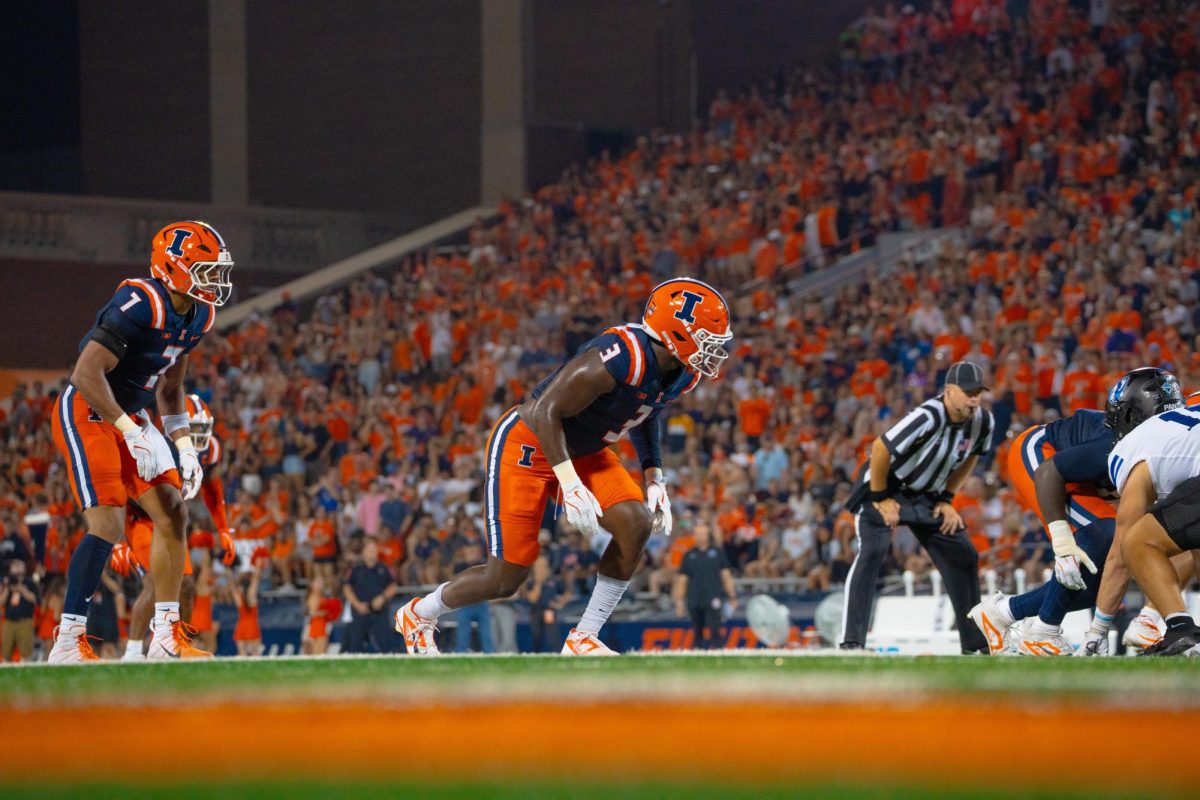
[840,494,987,653]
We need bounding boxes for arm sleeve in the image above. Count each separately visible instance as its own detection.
[629,411,663,471]
[202,475,230,531]
[881,405,935,456]
[1051,437,1113,485]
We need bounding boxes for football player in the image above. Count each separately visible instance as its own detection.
[1075,370,1194,655]
[396,278,731,655]
[183,394,237,565]
[1111,403,1200,656]
[969,368,1178,655]
[48,221,232,662]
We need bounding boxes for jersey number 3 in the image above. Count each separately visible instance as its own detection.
[602,404,654,444]
[142,345,185,391]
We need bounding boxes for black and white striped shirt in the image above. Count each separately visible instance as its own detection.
[878,397,995,493]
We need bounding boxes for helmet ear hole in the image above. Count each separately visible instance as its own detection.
[671,331,687,342]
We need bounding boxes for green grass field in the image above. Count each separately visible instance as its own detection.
[3,653,1197,798]
[3,652,1199,706]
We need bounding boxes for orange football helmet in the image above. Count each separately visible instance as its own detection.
[186,394,214,452]
[150,220,234,306]
[642,278,732,379]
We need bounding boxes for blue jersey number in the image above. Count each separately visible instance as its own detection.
[1161,410,1200,430]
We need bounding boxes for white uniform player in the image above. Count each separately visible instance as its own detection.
[1076,368,1186,656]
[1109,407,1200,656]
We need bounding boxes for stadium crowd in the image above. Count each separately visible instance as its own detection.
[2,0,1200,658]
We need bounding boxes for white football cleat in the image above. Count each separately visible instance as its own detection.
[395,598,440,655]
[1122,613,1165,650]
[47,620,100,664]
[561,628,617,656]
[1015,619,1075,656]
[968,592,1015,654]
[146,618,212,659]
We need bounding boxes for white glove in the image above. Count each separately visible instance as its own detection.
[177,443,203,500]
[1048,520,1096,592]
[1075,629,1109,657]
[120,419,160,481]
[554,461,603,537]
[645,468,673,537]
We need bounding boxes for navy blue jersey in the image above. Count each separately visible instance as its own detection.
[1043,410,1116,487]
[527,323,701,458]
[78,278,216,415]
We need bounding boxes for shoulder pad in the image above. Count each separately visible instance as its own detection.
[116,279,168,329]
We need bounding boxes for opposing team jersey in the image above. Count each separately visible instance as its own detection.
[79,277,216,415]
[199,435,222,469]
[527,323,701,457]
[1044,409,1116,487]
[1108,408,1200,498]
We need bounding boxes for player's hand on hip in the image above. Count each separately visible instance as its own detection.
[1047,520,1095,591]
[178,444,204,500]
[873,498,900,528]
[560,479,604,538]
[645,469,673,537]
[122,425,161,481]
[933,501,963,534]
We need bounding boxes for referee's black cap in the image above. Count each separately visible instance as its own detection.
[945,360,988,392]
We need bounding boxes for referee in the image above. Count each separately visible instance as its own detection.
[839,361,994,653]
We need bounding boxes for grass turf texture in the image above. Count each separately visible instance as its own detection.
[3,655,1197,798]
[2,653,1199,707]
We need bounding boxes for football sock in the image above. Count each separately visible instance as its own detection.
[1165,613,1195,631]
[125,639,143,657]
[1091,609,1115,633]
[414,582,452,620]
[63,533,114,618]
[154,602,180,629]
[1007,583,1048,621]
[576,575,629,635]
[1139,606,1164,625]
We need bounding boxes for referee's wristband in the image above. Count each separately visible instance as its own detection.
[937,490,955,505]
[869,489,890,503]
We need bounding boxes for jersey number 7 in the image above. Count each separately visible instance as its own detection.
[602,404,653,444]
[142,345,185,391]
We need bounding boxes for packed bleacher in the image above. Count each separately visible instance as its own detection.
[2,0,1199,657]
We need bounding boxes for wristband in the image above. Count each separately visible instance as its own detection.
[870,489,890,503]
[1047,519,1073,550]
[113,414,139,434]
[937,490,955,505]
[175,435,196,453]
[161,413,189,435]
[552,460,581,486]
[646,467,665,484]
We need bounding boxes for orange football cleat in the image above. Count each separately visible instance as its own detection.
[561,628,617,656]
[395,598,440,655]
